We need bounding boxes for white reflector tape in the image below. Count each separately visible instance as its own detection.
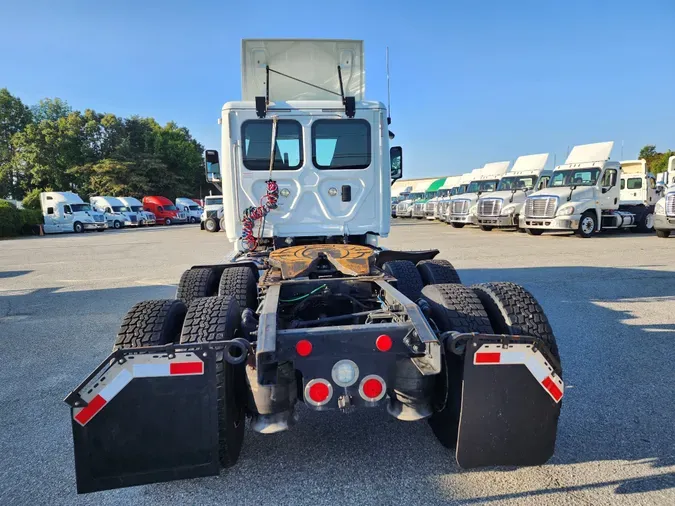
[474,344,564,403]
[73,353,205,426]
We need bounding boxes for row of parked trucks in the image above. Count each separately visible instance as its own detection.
[394,143,675,238]
[38,192,204,234]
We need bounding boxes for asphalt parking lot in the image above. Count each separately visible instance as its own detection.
[1,221,674,505]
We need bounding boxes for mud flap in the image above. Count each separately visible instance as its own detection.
[65,344,225,493]
[455,337,563,468]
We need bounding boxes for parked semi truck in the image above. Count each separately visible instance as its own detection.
[90,196,140,229]
[176,197,203,224]
[476,154,550,231]
[142,196,187,225]
[412,178,446,218]
[449,162,510,228]
[40,191,107,234]
[655,155,675,238]
[117,197,156,226]
[520,142,657,237]
[395,179,430,218]
[65,39,564,494]
[426,175,461,220]
[440,171,473,222]
[201,194,225,232]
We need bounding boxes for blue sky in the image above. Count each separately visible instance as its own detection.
[2,0,674,178]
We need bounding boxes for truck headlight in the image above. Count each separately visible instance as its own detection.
[655,200,665,215]
[501,205,517,216]
[557,206,574,216]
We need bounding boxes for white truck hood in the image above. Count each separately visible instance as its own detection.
[528,186,596,202]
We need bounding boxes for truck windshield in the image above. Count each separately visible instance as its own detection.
[424,191,437,199]
[466,180,499,193]
[130,206,143,212]
[71,204,91,212]
[205,198,223,205]
[188,205,200,210]
[407,192,423,200]
[312,119,371,170]
[164,205,178,211]
[112,206,130,212]
[497,175,536,191]
[549,168,601,187]
[242,119,303,170]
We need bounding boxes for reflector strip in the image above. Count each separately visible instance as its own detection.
[73,356,205,426]
[170,361,204,375]
[74,394,106,425]
[473,344,564,404]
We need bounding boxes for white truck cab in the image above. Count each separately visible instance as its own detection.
[40,191,107,234]
[654,155,675,238]
[520,142,657,237]
[90,196,139,229]
[117,197,156,226]
[426,175,460,220]
[396,180,429,218]
[449,162,510,228]
[441,172,473,222]
[200,194,225,232]
[476,153,550,231]
[176,198,203,224]
[203,39,401,252]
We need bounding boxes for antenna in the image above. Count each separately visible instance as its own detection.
[386,47,391,124]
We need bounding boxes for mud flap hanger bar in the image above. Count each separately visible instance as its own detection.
[256,65,355,118]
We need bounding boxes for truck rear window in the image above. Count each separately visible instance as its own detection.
[626,178,642,189]
[312,119,371,170]
[242,120,303,170]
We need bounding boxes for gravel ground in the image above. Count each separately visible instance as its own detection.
[1,221,674,505]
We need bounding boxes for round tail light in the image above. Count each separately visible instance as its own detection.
[359,375,386,402]
[305,379,333,407]
[295,339,312,357]
[375,334,392,352]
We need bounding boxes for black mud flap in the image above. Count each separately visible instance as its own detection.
[64,343,229,493]
[454,336,563,468]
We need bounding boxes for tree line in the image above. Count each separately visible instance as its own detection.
[0,88,215,205]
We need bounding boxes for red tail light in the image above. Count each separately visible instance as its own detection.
[375,334,392,352]
[304,379,333,407]
[295,340,313,357]
[359,375,386,402]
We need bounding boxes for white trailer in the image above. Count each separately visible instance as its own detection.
[90,196,140,229]
[520,142,658,237]
[654,155,675,238]
[449,162,510,228]
[476,153,550,231]
[40,191,107,234]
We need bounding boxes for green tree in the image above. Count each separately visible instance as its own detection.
[31,97,72,122]
[638,145,674,175]
[0,88,33,198]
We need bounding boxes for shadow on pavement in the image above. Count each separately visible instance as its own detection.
[0,270,32,279]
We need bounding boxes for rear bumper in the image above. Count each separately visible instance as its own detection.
[477,215,517,227]
[655,214,675,230]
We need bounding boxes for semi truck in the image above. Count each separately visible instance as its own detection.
[40,191,107,234]
[142,196,187,225]
[440,171,473,222]
[65,39,564,494]
[395,179,431,218]
[201,194,225,232]
[412,178,446,219]
[176,197,203,224]
[117,197,157,226]
[426,175,461,220]
[476,153,550,231]
[448,162,510,228]
[655,155,675,238]
[90,196,140,229]
[520,142,657,237]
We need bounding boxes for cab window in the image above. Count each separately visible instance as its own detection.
[626,178,642,190]
[242,120,303,170]
[312,119,371,170]
[64,205,72,214]
[601,169,617,187]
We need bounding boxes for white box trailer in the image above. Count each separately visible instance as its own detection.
[476,153,550,231]
[40,192,107,234]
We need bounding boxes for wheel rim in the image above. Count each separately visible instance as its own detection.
[114,221,120,229]
[581,216,594,234]
[645,213,654,229]
[206,221,215,231]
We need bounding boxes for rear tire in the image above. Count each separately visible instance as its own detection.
[114,299,187,350]
[471,282,560,364]
[421,284,493,449]
[450,222,465,229]
[656,229,671,238]
[526,228,543,236]
[382,260,424,301]
[180,296,245,468]
[417,259,461,285]
[176,267,220,305]
[218,266,258,311]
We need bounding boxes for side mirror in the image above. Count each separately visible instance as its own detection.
[390,146,402,183]
[205,150,220,182]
